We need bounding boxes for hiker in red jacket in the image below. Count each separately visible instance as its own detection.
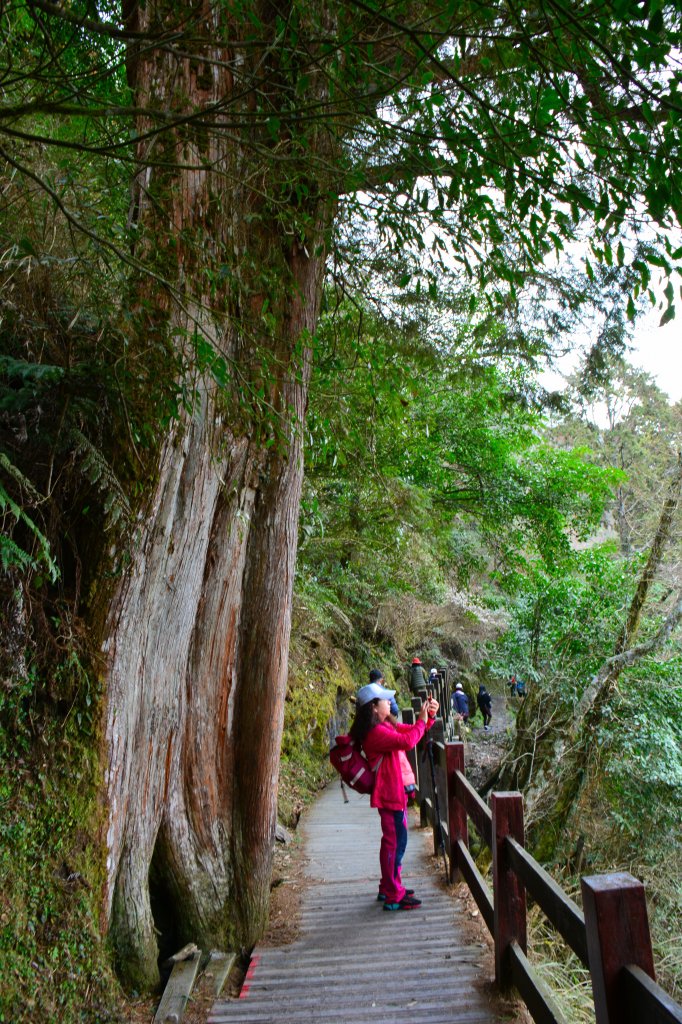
[349,681,438,911]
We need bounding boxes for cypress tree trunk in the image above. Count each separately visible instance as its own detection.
[102,1,330,988]
[104,287,324,989]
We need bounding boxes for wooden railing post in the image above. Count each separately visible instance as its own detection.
[437,675,446,713]
[446,742,467,883]
[492,792,526,989]
[428,718,445,857]
[581,873,655,1024]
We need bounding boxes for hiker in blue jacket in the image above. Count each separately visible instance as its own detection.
[451,683,469,721]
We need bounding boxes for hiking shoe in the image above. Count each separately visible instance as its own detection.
[377,889,413,902]
[383,894,421,911]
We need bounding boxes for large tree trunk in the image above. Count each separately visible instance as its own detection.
[102,2,330,989]
[105,362,311,987]
[105,297,323,989]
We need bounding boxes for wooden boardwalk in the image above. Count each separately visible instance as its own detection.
[208,784,509,1024]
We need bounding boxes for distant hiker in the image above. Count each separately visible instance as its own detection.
[429,667,439,685]
[476,684,492,731]
[409,657,429,694]
[516,677,526,698]
[451,682,469,721]
[370,668,400,719]
[508,674,517,697]
[349,681,438,910]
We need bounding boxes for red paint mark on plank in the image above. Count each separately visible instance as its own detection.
[239,954,260,998]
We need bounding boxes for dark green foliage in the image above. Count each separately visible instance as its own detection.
[492,546,639,680]
[299,298,619,625]
[0,141,183,1022]
[600,657,682,837]
[0,159,190,606]
[3,0,682,319]
[494,542,682,838]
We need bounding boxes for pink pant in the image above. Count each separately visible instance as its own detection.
[377,808,408,903]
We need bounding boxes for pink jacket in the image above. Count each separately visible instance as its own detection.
[363,717,434,811]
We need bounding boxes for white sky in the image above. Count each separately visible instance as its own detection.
[539,308,682,404]
[629,311,682,402]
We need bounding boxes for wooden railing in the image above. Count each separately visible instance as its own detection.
[404,715,682,1024]
[408,666,465,741]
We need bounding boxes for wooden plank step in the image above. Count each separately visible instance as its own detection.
[154,951,201,1024]
[209,1006,496,1024]
[206,950,238,997]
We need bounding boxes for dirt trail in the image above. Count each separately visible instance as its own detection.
[462,686,515,791]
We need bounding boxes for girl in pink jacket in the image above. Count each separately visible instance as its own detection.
[349,681,438,911]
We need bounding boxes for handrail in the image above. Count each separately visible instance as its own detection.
[506,836,588,967]
[621,965,682,1024]
[453,766,492,848]
[412,733,682,1024]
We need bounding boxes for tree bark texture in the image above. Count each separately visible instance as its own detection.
[103,0,331,988]
[105,367,313,988]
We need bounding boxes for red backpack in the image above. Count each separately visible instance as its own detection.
[329,735,381,794]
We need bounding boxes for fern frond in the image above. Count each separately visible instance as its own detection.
[0,452,43,505]
[68,429,131,531]
[0,533,36,574]
[0,463,59,582]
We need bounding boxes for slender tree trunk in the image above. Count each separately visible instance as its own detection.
[520,455,682,856]
[615,442,631,556]
[576,451,682,721]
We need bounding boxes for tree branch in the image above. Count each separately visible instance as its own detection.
[575,451,682,720]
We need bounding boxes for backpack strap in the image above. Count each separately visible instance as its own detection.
[355,744,383,787]
[364,751,383,780]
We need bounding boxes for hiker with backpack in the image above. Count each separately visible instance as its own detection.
[476,683,492,731]
[451,682,469,721]
[349,680,438,911]
[409,657,429,694]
